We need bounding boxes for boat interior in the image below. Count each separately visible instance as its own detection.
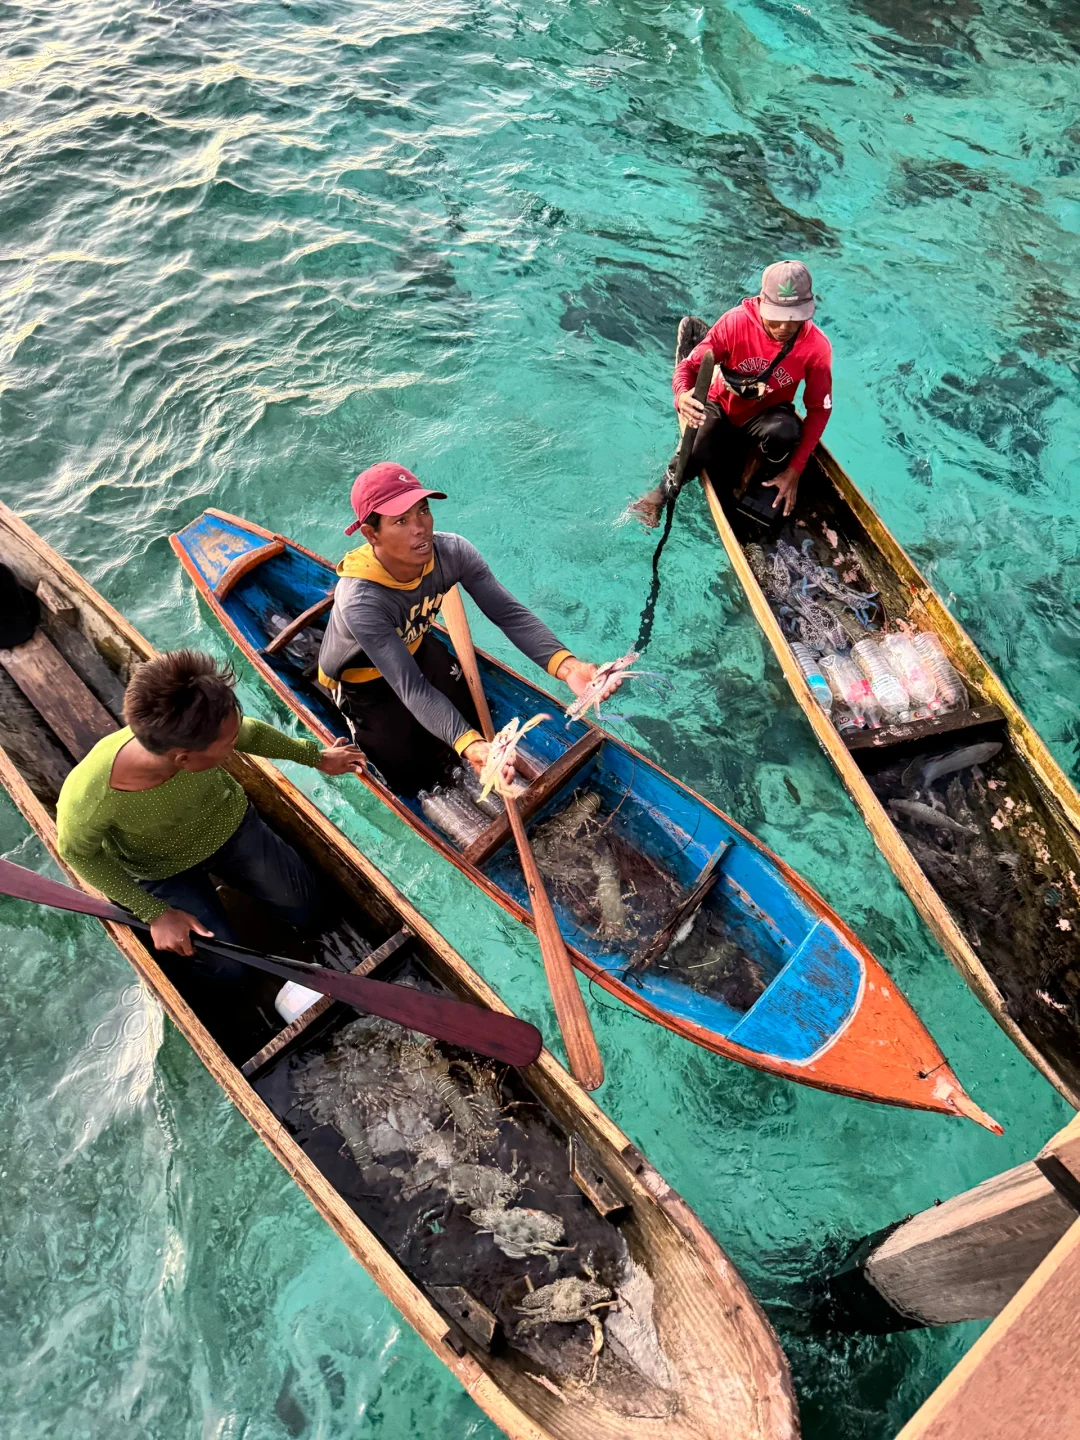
[173,510,868,1063]
[714,454,1080,1092]
[0,523,733,1428]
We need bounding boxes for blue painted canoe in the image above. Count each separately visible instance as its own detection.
[171,508,997,1126]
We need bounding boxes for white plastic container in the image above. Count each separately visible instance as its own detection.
[274,980,323,1024]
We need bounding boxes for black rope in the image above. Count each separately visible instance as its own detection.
[632,346,715,655]
[633,490,678,653]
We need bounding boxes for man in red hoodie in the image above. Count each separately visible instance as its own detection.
[632,261,833,526]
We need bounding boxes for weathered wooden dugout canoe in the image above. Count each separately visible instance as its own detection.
[697,422,1080,1108]
[169,509,999,1129]
[0,501,799,1440]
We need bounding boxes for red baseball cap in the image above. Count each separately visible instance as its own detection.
[344,462,447,535]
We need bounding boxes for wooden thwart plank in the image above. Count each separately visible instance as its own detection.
[35,577,77,624]
[0,630,116,760]
[630,840,732,974]
[213,539,286,600]
[461,729,605,869]
[240,925,413,1078]
[263,593,334,656]
[844,702,1006,753]
[426,1286,502,1353]
[570,1137,629,1220]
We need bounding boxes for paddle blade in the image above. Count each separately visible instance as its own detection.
[0,857,543,1069]
[0,858,131,925]
[343,974,543,1067]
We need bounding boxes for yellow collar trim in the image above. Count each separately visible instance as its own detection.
[337,542,435,590]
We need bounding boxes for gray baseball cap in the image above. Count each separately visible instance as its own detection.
[759,260,815,322]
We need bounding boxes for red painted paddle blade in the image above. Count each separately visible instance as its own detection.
[0,858,131,924]
[344,976,543,1067]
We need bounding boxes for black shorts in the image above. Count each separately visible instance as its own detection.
[684,400,802,486]
[333,634,481,797]
[673,315,802,487]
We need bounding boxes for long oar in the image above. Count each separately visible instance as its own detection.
[0,858,542,1067]
[634,348,715,652]
[440,587,604,1091]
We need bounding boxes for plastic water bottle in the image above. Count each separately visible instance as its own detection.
[790,641,834,716]
[419,787,486,847]
[851,638,911,721]
[454,764,505,819]
[819,652,883,728]
[913,631,969,712]
[879,633,939,712]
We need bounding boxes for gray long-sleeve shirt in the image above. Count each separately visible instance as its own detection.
[317,533,571,751]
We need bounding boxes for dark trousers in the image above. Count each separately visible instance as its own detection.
[141,804,315,983]
[683,400,802,486]
[334,634,481,797]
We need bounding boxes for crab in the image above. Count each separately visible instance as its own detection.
[468,1205,573,1262]
[515,1272,619,1383]
[448,1158,522,1210]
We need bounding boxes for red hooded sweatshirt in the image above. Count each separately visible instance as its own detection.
[672,297,833,475]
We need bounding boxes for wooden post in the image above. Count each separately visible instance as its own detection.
[893,1218,1080,1440]
[827,1113,1080,1331]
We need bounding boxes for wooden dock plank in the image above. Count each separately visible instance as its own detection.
[894,1219,1080,1440]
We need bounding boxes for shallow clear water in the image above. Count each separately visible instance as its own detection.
[2,0,1078,1434]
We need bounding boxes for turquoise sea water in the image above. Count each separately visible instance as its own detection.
[1,0,1078,1434]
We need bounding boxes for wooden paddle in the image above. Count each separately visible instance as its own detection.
[439,587,604,1091]
[0,857,543,1067]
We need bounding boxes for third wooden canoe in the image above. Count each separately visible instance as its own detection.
[698,428,1080,1108]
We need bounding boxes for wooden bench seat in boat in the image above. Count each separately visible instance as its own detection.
[0,629,115,760]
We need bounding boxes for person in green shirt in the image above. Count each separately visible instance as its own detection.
[56,649,363,963]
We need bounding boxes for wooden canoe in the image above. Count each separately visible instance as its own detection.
[695,421,1080,1109]
[0,500,799,1440]
[169,508,999,1129]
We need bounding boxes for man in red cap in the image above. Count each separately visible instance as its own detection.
[318,464,619,795]
[631,260,833,526]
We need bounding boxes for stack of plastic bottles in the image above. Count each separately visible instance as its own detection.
[790,630,968,734]
[418,765,529,849]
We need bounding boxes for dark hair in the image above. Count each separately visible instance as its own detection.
[364,511,383,530]
[123,650,239,754]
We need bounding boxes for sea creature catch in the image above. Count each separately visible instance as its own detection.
[469,1205,573,1260]
[903,742,1003,790]
[516,1273,617,1381]
[479,712,550,798]
[888,799,978,836]
[565,652,664,724]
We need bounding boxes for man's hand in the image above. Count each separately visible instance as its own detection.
[318,736,366,775]
[150,907,213,957]
[556,657,624,706]
[763,467,800,517]
[463,739,516,791]
[676,390,707,428]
